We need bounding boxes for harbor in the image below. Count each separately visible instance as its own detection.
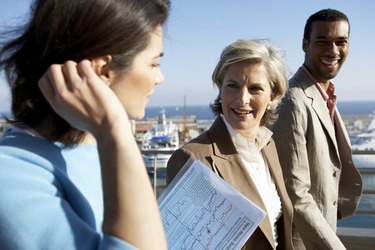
[137,103,375,250]
[137,105,375,193]
[1,101,375,249]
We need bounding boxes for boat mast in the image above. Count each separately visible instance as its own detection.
[182,95,189,142]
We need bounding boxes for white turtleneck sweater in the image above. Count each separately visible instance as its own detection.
[221,115,282,246]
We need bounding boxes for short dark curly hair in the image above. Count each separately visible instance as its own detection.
[304,9,350,41]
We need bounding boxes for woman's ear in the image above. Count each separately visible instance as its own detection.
[91,55,113,85]
[271,92,275,101]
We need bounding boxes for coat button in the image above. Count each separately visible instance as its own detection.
[333,201,337,206]
[333,171,337,177]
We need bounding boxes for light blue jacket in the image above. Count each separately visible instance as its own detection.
[0,128,136,250]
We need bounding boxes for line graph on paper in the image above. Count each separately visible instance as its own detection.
[159,161,264,250]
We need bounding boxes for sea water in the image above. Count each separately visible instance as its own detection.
[145,101,375,230]
[144,100,375,120]
[2,100,375,120]
[2,101,375,228]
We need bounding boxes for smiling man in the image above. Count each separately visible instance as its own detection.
[272,9,363,250]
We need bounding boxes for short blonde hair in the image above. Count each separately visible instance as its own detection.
[210,39,289,126]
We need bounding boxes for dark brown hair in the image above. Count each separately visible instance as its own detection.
[0,0,170,144]
[304,9,350,41]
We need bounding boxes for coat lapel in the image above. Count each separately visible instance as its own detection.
[294,68,340,156]
[262,141,293,223]
[334,109,351,148]
[262,143,286,202]
[334,109,363,218]
[206,117,275,248]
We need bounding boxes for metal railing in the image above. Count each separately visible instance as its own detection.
[141,149,175,196]
[338,150,375,250]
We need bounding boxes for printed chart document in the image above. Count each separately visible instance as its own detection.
[158,159,266,250]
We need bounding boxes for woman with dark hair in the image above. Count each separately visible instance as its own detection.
[0,0,170,249]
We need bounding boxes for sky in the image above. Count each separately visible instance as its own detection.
[1,0,374,113]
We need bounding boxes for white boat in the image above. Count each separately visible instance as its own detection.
[351,110,375,169]
[141,109,179,171]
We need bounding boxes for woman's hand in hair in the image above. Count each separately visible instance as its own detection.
[38,60,128,139]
